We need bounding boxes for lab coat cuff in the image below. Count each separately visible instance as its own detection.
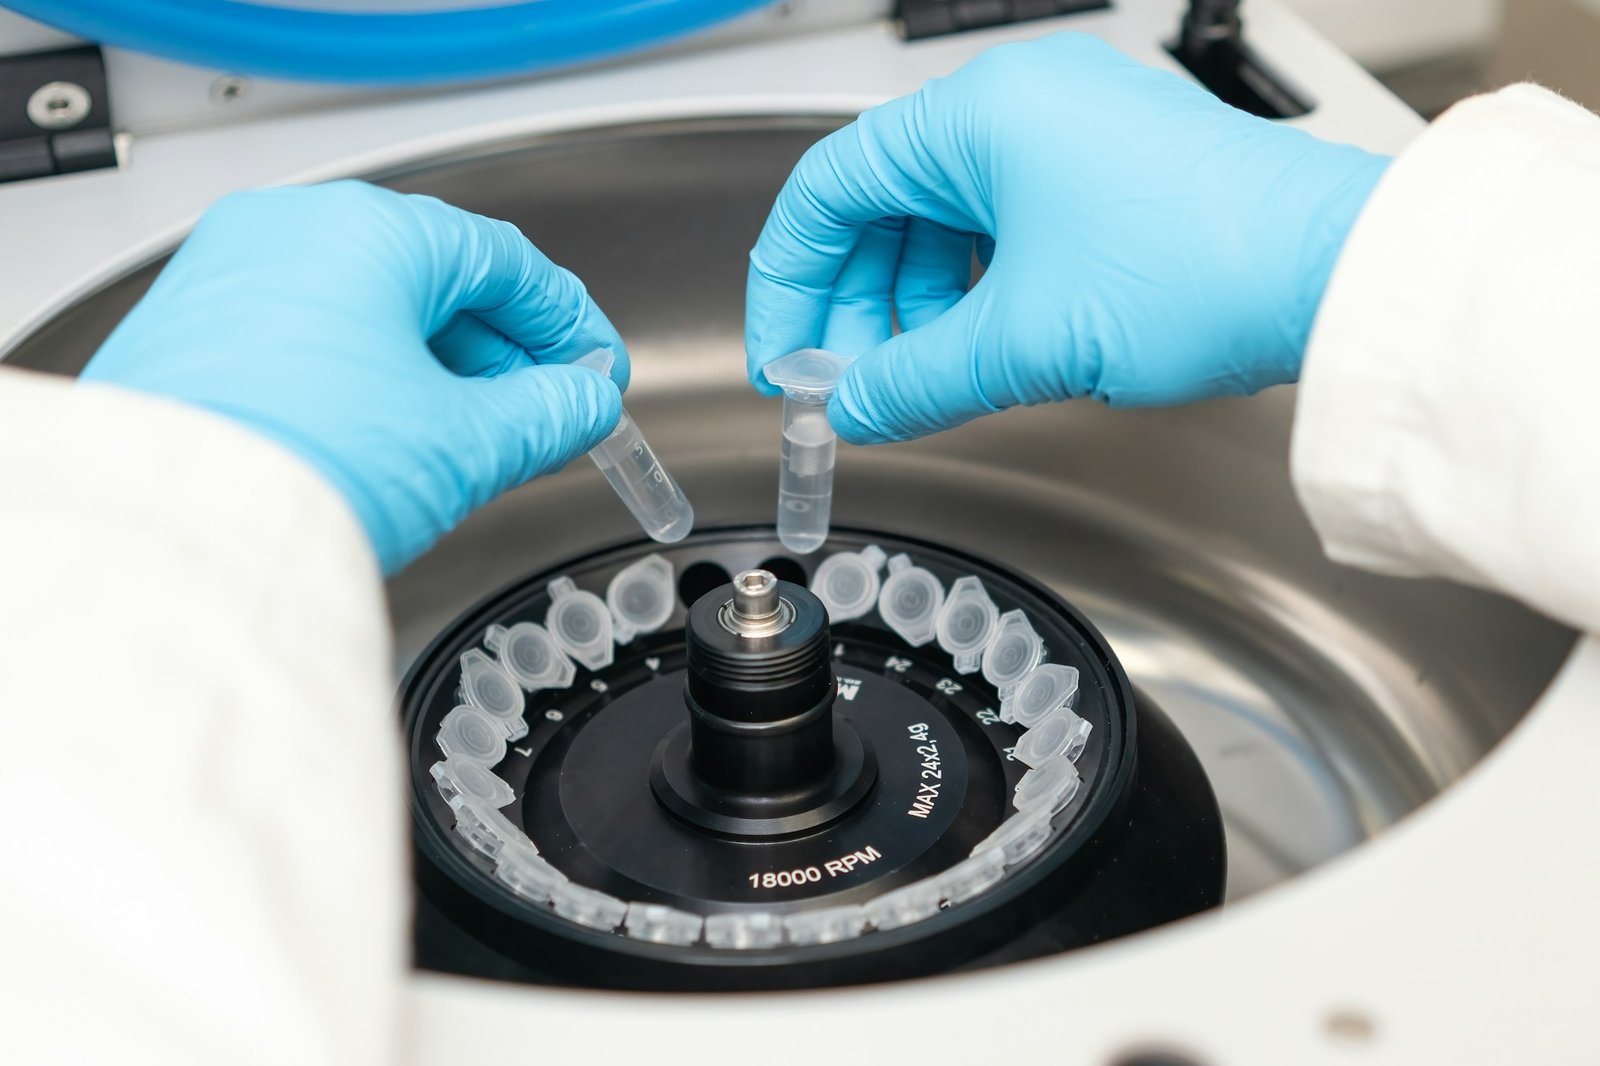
[1291,84,1586,577]
[0,368,385,650]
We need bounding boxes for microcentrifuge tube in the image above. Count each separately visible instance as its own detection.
[453,802,522,858]
[936,848,1007,905]
[935,576,1001,674]
[484,622,575,692]
[606,553,676,644]
[812,544,887,622]
[431,758,515,810]
[435,704,508,766]
[457,649,528,740]
[982,610,1046,699]
[705,911,786,950]
[546,576,614,670]
[551,882,628,931]
[784,905,867,946]
[625,903,705,946]
[1013,754,1081,815]
[863,879,942,931]
[1000,663,1080,726]
[763,348,852,554]
[1014,706,1093,768]
[878,554,946,647]
[972,808,1054,866]
[496,842,568,903]
[575,350,694,544]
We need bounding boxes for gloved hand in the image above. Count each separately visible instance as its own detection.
[82,180,627,574]
[745,33,1391,443]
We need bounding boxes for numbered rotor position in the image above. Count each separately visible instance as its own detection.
[403,529,1225,991]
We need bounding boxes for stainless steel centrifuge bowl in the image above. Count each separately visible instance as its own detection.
[7,117,1575,900]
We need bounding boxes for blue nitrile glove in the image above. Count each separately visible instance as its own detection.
[82,180,627,574]
[745,32,1390,443]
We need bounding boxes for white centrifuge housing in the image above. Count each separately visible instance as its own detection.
[0,1,1590,1063]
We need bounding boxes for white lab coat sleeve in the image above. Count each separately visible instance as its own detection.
[1293,84,1600,636]
[0,368,404,1066]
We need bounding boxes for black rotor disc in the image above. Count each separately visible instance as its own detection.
[403,527,1225,990]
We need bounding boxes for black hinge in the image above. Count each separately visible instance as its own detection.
[1168,0,1310,118]
[0,45,118,185]
[898,0,1111,41]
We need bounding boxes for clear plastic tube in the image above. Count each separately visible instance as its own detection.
[764,348,851,554]
[575,350,694,543]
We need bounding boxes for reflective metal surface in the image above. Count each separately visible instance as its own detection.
[6,118,1575,900]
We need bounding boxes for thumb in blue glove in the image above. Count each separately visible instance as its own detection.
[82,180,626,573]
[745,32,1390,444]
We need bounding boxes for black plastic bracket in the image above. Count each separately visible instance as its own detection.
[0,45,118,186]
[1168,0,1310,119]
[898,0,1110,41]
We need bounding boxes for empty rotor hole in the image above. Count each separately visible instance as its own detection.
[757,555,808,588]
[678,561,732,608]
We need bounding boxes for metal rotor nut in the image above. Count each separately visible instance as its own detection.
[721,569,795,638]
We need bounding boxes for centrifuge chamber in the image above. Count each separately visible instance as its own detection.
[7,115,1573,900]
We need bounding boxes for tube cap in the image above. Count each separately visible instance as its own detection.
[784,905,867,946]
[877,553,945,647]
[1014,707,1093,767]
[981,610,1046,698]
[484,622,575,692]
[812,544,887,622]
[546,576,614,670]
[705,911,785,950]
[551,883,628,931]
[1000,663,1080,727]
[1013,754,1082,815]
[863,879,942,931]
[763,347,851,399]
[457,649,527,739]
[495,843,566,903]
[451,801,521,858]
[624,903,705,946]
[935,576,1000,674]
[430,758,514,810]
[936,848,1006,905]
[435,704,508,765]
[607,553,676,644]
[972,808,1054,866]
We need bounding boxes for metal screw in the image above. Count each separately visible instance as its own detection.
[26,81,91,131]
[209,75,251,106]
[733,570,780,622]
[721,569,794,638]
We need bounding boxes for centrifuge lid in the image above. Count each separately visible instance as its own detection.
[3,0,775,85]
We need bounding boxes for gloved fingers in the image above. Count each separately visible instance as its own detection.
[976,234,997,270]
[430,312,532,378]
[746,98,979,392]
[828,289,1002,445]
[818,218,905,356]
[457,361,624,509]
[400,192,630,392]
[894,219,974,331]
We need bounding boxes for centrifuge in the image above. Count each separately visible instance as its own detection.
[0,1,1594,1062]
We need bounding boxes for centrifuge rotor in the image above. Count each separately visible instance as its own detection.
[403,528,1224,991]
